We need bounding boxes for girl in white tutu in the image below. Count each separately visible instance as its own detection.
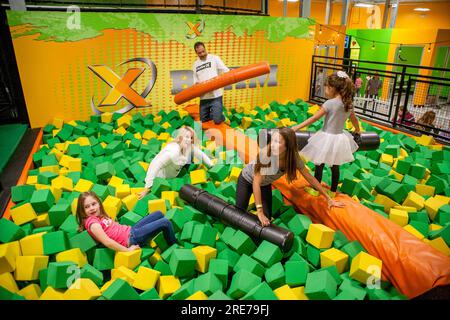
[292,71,361,194]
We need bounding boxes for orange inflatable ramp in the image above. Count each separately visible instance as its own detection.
[174,62,270,105]
[185,105,450,299]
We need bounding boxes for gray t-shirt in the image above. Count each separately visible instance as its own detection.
[241,156,305,186]
[322,97,351,134]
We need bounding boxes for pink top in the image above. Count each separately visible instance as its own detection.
[84,216,131,247]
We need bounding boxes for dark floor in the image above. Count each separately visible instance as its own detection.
[0,127,40,217]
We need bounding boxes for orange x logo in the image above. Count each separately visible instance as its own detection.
[88,65,149,107]
[186,21,202,37]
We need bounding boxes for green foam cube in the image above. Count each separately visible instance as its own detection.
[304,270,338,300]
[252,240,283,268]
[69,230,97,252]
[47,261,78,289]
[43,231,69,255]
[30,189,55,213]
[0,218,25,243]
[102,278,140,300]
[168,249,197,278]
[285,260,309,287]
[193,272,224,296]
[233,254,265,277]
[227,230,256,255]
[241,281,278,300]
[226,269,262,299]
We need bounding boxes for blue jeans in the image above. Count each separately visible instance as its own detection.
[200,96,225,124]
[128,211,177,246]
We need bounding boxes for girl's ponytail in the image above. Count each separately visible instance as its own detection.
[325,71,355,112]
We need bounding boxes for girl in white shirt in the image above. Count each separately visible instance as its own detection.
[138,126,214,199]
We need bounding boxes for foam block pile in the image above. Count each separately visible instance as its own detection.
[231,100,450,256]
[1,108,406,300]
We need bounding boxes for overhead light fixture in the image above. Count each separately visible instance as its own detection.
[355,3,374,8]
[372,41,375,50]
[319,25,322,35]
[414,8,430,12]
[427,44,431,53]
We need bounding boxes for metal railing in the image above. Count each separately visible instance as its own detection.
[310,55,450,144]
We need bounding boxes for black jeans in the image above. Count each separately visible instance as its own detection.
[200,96,225,124]
[235,173,272,218]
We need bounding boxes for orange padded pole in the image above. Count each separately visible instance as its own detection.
[174,61,271,105]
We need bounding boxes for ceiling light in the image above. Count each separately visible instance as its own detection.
[355,3,374,8]
[414,8,430,12]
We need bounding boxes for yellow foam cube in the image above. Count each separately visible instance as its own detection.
[415,184,435,197]
[117,114,132,128]
[103,195,122,220]
[229,167,242,182]
[148,199,168,214]
[39,165,60,174]
[161,191,179,207]
[306,224,335,249]
[34,184,51,191]
[26,175,38,185]
[192,246,217,273]
[434,195,450,204]
[424,196,448,221]
[149,250,162,266]
[158,275,181,299]
[143,130,157,140]
[429,224,443,232]
[389,170,404,182]
[428,237,450,256]
[403,225,425,240]
[51,175,73,192]
[374,194,400,213]
[320,248,349,274]
[20,232,45,256]
[100,279,115,293]
[108,176,124,188]
[17,284,42,300]
[241,117,253,129]
[49,148,64,161]
[75,137,90,146]
[187,291,208,300]
[39,287,65,300]
[14,256,49,281]
[380,154,394,166]
[114,249,142,270]
[10,202,37,226]
[389,208,409,227]
[122,194,138,212]
[205,141,216,153]
[349,252,382,284]
[111,266,137,284]
[74,179,94,193]
[416,134,435,146]
[291,286,309,300]
[115,184,131,199]
[0,241,21,274]
[59,155,72,168]
[402,191,425,211]
[115,127,127,136]
[139,161,149,172]
[0,272,19,293]
[32,213,50,228]
[132,267,161,291]
[161,122,171,130]
[274,284,298,300]
[190,169,208,185]
[63,278,101,300]
[101,112,113,123]
[50,186,62,202]
[56,248,87,267]
[392,206,417,213]
[71,198,78,215]
[157,132,171,141]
